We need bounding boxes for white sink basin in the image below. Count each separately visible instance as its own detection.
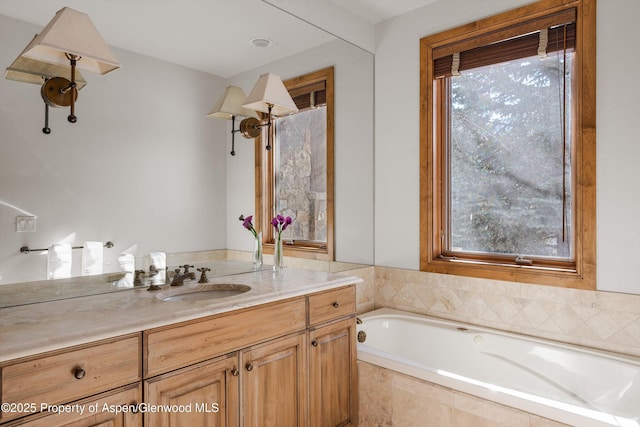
[159,284,251,302]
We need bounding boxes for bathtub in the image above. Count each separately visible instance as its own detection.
[356,308,640,427]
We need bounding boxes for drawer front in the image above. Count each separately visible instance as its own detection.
[1,334,141,421]
[2,384,142,427]
[145,297,306,377]
[307,286,356,326]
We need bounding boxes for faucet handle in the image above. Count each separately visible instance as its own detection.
[181,264,195,274]
[197,267,211,283]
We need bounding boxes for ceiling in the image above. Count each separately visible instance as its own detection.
[0,0,437,78]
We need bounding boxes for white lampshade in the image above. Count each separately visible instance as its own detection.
[206,86,258,120]
[242,73,298,116]
[5,34,87,89]
[5,55,87,89]
[20,7,120,75]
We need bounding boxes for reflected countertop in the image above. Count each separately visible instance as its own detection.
[0,266,362,362]
[0,260,269,309]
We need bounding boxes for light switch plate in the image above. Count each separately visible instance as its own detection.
[16,216,36,232]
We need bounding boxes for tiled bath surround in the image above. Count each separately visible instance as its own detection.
[374,267,640,358]
[356,266,640,426]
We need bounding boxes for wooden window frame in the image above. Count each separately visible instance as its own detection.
[255,66,335,261]
[419,0,596,289]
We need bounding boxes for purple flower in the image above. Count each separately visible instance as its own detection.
[271,214,293,235]
[239,214,257,237]
[243,215,253,230]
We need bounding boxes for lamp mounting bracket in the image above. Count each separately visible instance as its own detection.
[239,117,262,139]
[41,77,77,108]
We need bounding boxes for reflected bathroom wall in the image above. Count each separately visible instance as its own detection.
[0,13,227,284]
[226,37,374,265]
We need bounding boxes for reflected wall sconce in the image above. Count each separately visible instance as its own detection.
[7,7,120,130]
[241,73,298,151]
[206,86,258,156]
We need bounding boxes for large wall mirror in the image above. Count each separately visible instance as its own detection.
[0,1,374,296]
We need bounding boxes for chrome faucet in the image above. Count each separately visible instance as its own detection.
[170,265,196,287]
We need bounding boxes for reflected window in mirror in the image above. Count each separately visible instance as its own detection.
[256,66,334,260]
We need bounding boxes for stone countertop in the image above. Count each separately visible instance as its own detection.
[0,268,362,362]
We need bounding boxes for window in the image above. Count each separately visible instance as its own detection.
[420,0,596,289]
[255,67,334,260]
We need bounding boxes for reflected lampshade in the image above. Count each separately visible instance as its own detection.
[242,73,298,116]
[207,86,258,120]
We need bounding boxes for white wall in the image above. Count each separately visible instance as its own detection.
[225,38,375,265]
[374,0,640,295]
[0,14,228,284]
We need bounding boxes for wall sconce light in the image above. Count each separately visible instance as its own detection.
[241,73,298,150]
[13,7,119,126]
[5,40,88,134]
[206,86,258,156]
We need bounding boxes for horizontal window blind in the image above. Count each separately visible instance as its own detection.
[434,8,576,78]
[289,80,326,110]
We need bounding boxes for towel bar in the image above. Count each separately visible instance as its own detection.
[20,241,114,254]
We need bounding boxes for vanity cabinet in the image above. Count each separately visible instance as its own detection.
[240,332,307,426]
[0,283,357,427]
[144,298,307,378]
[0,334,142,425]
[144,353,239,427]
[143,284,357,427]
[307,287,358,427]
[308,318,357,427]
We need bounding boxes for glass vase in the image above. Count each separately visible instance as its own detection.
[252,232,263,270]
[273,235,284,273]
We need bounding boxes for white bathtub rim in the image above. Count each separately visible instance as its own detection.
[360,307,640,363]
[357,307,640,427]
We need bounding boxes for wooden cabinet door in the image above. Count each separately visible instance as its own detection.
[144,353,239,427]
[308,317,357,427]
[240,332,307,427]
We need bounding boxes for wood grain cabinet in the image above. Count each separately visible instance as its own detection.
[0,334,142,425]
[307,286,358,427]
[2,384,142,427]
[240,332,307,427]
[143,285,357,427]
[144,353,239,427]
[308,317,357,427]
[1,284,358,427]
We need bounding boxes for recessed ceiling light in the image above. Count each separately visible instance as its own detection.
[250,37,272,48]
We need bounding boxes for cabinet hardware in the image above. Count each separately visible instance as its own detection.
[73,367,86,379]
[332,302,340,308]
[245,363,254,372]
[231,367,239,376]
[311,340,318,347]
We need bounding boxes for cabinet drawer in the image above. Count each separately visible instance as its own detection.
[307,286,355,326]
[145,297,306,377]
[2,383,142,427]
[1,334,141,421]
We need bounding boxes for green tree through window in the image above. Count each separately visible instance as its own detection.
[448,54,572,259]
